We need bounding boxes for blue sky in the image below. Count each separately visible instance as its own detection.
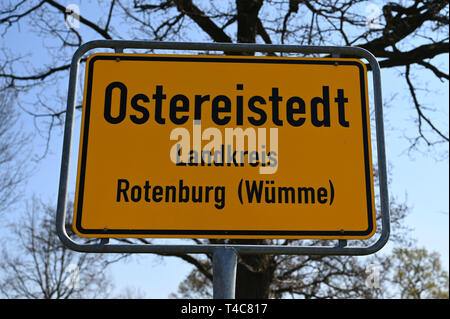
[1,1,448,298]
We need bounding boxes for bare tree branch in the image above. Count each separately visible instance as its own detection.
[174,0,232,42]
[405,64,449,146]
[43,0,112,39]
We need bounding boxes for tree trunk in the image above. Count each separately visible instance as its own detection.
[233,0,274,299]
[236,0,263,46]
[231,239,276,299]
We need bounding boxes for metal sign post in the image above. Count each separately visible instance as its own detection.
[213,247,238,299]
[56,41,390,299]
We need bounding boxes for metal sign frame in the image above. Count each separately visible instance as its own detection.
[56,40,390,259]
